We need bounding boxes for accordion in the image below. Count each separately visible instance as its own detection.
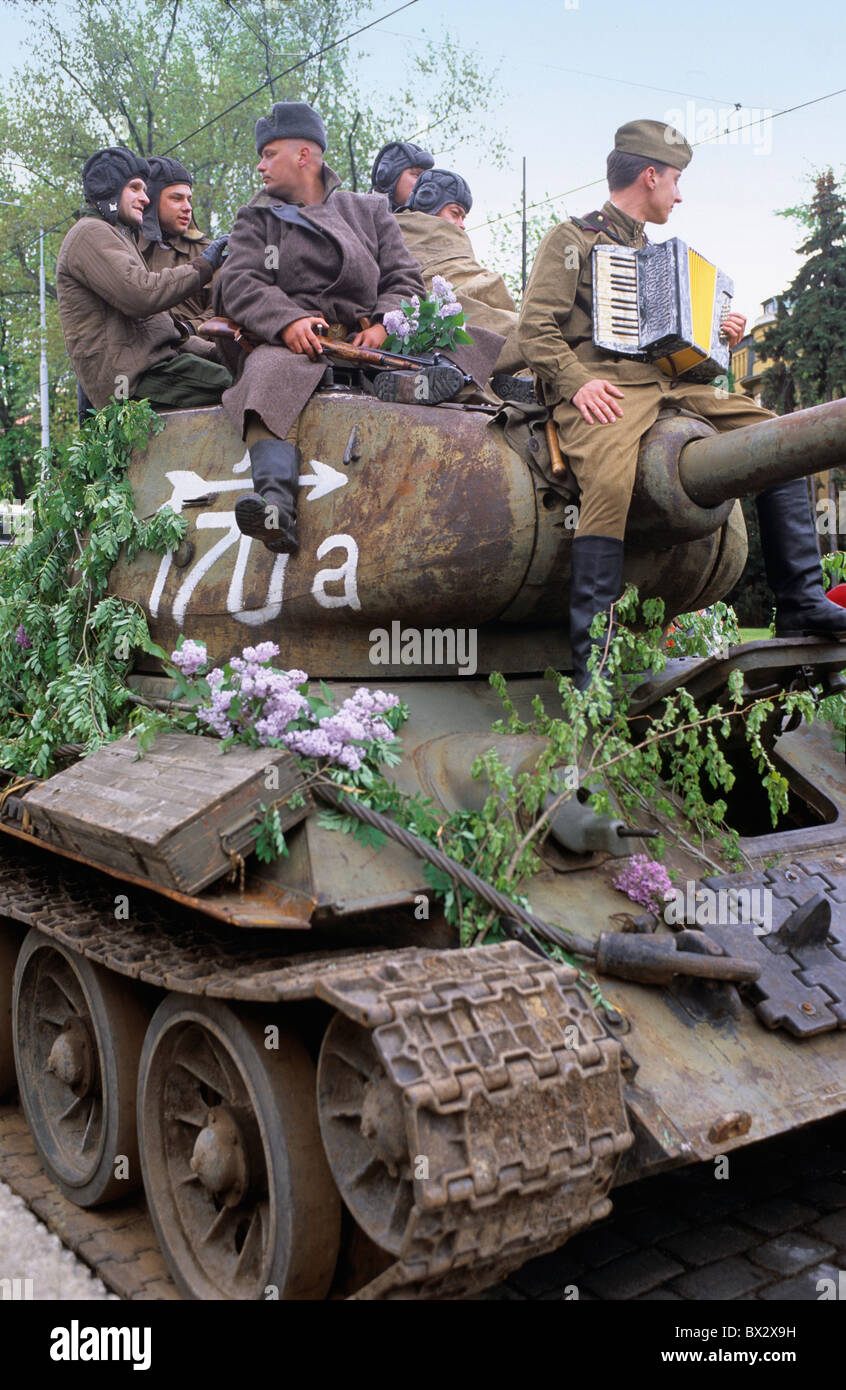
[592,238,734,382]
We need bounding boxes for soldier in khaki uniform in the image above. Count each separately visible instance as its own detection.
[519,118,846,687]
[138,156,218,334]
[398,168,529,397]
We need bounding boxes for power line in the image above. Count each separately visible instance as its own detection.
[471,84,846,233]
[1,0,421,268]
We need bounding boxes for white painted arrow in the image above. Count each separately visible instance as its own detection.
[298,457,348,502]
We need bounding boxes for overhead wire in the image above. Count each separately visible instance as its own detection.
[470,83,846,233]
[1,0,421,267]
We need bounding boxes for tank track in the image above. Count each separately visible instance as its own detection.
[0,837,632,1299]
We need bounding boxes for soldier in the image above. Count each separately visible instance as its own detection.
[519,118,846,688]
[138,155,219,334]
[370,139,434,212]
[399,167,530,399]
[216,103,502,554]
[56,147,231,412]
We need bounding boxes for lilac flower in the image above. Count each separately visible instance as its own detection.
[431,275,454,300]
[14,624,31,650]
[611,855,673,914]
[171,639,208,676]
[439,301,462,319]
[384,310,412,337]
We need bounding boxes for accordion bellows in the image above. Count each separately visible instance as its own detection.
[592,238,734,382]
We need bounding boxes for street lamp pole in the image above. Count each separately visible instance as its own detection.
[0,199,49,458]
[38,224,49,455]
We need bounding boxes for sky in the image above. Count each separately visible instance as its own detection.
[1,0,845,317]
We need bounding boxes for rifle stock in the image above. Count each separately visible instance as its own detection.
[199,318,471,384]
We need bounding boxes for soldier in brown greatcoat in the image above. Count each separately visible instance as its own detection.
[138,156,216,335]
[216,103,502,555]
[397,168,531,399]
[56,147,231,413]
[519,118,846,687]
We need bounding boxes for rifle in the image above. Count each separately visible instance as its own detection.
[199,316,472,385]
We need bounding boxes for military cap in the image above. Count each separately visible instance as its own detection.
[255,101,327,156]
[613,119,692,170]
[408,168,472,216]
[370,141,434,200]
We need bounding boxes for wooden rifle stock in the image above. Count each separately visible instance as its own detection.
[198,317,472,385]
[313,327,471,382]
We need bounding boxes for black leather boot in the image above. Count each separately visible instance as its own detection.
[235,439,300,554]
[756,479,846,639]
[569,535,625,689]
[371,362,464,405]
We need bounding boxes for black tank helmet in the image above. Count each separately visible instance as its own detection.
[140,156,202,246]
[81,147,150,226]
[407,168,473,217]
[370,140,434,210]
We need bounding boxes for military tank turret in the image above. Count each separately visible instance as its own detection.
[0,380,844,1301]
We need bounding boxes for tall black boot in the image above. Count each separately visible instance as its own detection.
[569,535,625,689]
[235,439,300,554]
[756,478,846,639]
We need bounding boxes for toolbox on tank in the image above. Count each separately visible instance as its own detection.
[23,732,311,894]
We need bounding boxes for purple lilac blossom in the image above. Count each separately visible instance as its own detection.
[192,645,400,768]
[611,855,673,913]
[170,639,208,676]
[14,625,32,650]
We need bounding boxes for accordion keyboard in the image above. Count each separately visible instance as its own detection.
[593,245,641,352]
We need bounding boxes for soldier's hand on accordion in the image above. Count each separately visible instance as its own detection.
[720,312,746,349]
[572,377,625,425]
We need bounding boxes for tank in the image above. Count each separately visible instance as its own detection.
[0,383,845,1301]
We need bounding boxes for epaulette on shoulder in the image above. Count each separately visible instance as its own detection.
[570,210,626,244]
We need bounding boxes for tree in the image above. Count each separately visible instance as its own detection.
[759,169,846,410]
[0,0,506,487]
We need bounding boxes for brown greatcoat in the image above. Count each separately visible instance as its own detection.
[396,209,524,375]
[138,226,214,335]
[56,212,216,408]
[215,167,503,440]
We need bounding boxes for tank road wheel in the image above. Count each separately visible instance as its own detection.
[0,921,20,1098]
[12,928,149,1205]
[137,995,341,1300]
[317,1011,413,1255]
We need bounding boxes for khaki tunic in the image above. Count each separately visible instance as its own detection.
[518,200,773,539]
[56,213,215,409]
[216,167,503,440]
[138,227,214,334]
[396,209,523,375]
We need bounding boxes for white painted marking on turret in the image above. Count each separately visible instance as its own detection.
[227,534,288,625]
[298,458,348,502]
[149,471,246,618]
[172,513,241,627]
[311,534,361,610]
[232,449,252,474]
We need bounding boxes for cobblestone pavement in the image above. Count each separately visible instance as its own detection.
[2,1095,844,1302]
[492,1114,846,1301]
[0,1179,114,1300]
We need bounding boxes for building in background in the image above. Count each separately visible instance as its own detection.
[730,297,779,405]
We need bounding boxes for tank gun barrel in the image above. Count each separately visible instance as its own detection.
[679,398,846,509]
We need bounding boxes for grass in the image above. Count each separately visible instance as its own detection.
[739,627,772,642]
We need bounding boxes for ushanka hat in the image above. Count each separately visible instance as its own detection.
[407,168,472,216]
[255,102,327,155]
[82,147,150,223]
[613,119,692,170]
